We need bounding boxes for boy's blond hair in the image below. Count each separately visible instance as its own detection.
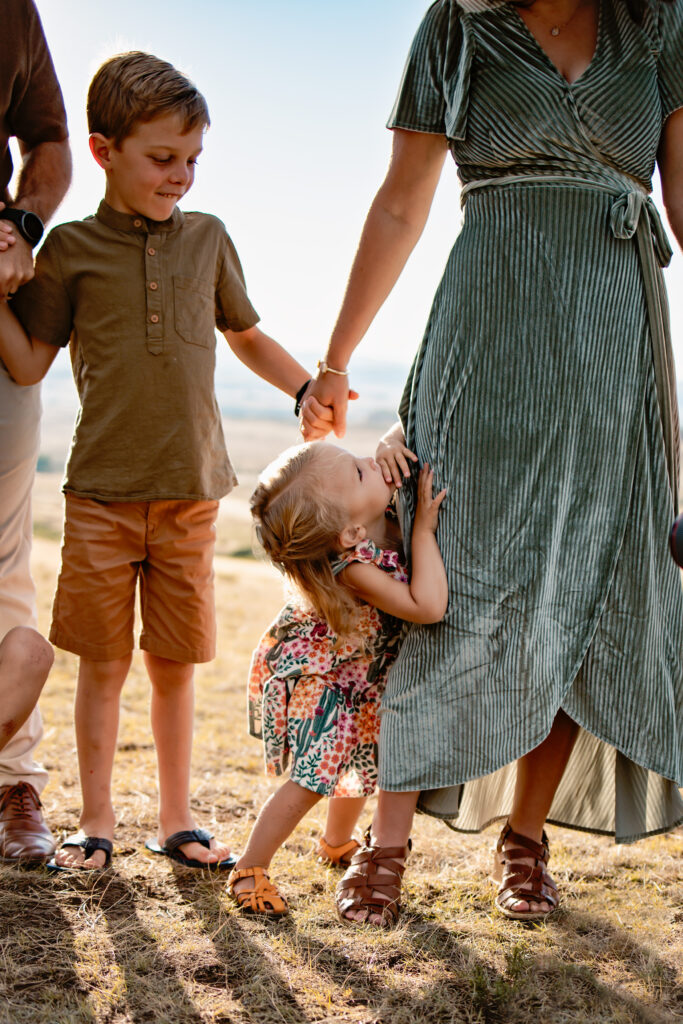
[250,444,364,640]
[87,51,209,147]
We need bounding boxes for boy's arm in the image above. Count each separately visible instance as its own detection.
[223,324,310,398]
[0,302,59,384]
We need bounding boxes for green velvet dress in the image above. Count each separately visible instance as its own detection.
[379,0,683,840]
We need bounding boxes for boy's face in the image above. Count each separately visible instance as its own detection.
[97,114,204,220]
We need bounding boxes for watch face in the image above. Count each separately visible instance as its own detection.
[21,211,44,245]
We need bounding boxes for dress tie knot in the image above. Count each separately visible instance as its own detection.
[610,190,673,268]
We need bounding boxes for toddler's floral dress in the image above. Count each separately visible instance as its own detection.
[248,539,407,797]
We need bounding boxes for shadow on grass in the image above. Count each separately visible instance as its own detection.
[64,869,207,1024]
[172,867,313,1024]
[0,867,96,1024]
[548,909,683,1023]
[171,868,504,1024]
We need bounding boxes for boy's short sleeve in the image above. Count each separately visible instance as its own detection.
[657,0,683,120]
[215,233,260,333]
[11,230,73,347]
[387,0,453,136]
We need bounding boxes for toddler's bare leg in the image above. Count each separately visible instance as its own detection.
[0,627,53,751]
[323,795,366,846]
[54,653,131,868]
[231,779,321,897]
[145,651,230,865]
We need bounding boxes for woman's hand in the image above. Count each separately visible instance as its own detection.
[376,421,418,486]
[300,373,357,440]
[413,464,447,535]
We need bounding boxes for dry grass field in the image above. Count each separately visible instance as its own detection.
[2,420,683,1024]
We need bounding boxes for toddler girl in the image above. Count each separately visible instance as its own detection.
[228,436,447,916]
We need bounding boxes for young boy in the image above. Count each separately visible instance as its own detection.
[0,52,317,870]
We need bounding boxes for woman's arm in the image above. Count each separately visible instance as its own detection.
[302,129,448,438]
[659,107,683,250]
[341,466,448,623]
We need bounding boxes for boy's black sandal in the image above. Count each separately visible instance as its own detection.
[145,827,237,870]
[47,832,113,872]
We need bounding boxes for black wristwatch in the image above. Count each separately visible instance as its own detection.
[0,208,44,247]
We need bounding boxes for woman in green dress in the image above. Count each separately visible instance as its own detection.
[303,0,683,924]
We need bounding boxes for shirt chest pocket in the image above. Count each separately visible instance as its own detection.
[174,275,216,348]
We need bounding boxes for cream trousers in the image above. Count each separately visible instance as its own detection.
[0,365,47,792]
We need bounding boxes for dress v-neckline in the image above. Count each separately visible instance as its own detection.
[509,0,604,87]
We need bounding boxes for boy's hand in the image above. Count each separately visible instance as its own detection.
[0,204,33,299]
[0,221,16,253]
[413,464,446,535]
[376,423,418,487]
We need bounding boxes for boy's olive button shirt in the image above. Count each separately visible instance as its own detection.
[13,202,259,502]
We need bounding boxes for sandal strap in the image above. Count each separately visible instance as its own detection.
[317,836,360,866]
[496,823,549,863]
[335,839,411,926]
[164,828,212,855]
[228,866,288,915]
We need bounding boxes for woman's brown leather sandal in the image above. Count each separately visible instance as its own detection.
[335,835,411,928]
[317,836,360,867]
[494,823,559,921]
[227,866,289,917]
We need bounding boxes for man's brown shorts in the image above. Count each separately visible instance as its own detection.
[50,495,218,663]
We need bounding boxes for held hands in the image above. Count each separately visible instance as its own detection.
[376,422,418,487]
[0,203,33,300]
[300,374,358,440]
[413,464,447,535]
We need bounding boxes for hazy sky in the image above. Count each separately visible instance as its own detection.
[25,1,683,389]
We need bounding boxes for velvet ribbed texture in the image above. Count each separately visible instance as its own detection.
[379,0,683,840]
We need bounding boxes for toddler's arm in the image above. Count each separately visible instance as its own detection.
[341,464,448,624]
[376,421,418,487]
[0,301,59,384]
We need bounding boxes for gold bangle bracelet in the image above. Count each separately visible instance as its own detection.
[317,359,348,376]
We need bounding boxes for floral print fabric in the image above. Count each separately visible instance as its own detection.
[248,539,408,797]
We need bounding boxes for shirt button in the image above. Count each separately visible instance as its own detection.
[150,314,159,323]
[147,247,156,256]
[149,281,158,290]
[133,219,142,228]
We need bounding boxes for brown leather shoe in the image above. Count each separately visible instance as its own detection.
[0,782,56,865]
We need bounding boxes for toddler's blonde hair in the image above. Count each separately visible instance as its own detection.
[250,444,363,639]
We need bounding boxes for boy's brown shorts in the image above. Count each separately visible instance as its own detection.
[49,495,219,663]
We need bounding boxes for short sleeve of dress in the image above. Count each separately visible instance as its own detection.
[215,229,260,333]
[387,1,451,135]
[11,230,72,348]
[657,0,683,120]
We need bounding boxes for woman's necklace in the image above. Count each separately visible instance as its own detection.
[526,0,588,36]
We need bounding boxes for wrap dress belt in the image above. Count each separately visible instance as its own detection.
[460,173,679,511]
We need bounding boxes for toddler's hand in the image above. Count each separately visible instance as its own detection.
[376,425,418,487]
[413,464,446,534]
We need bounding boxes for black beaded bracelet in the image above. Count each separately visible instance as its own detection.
[294,378,312,417]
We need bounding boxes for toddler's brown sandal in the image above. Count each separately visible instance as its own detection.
[494,823,558,922]
[317,835,360,867]
[227,866,288,917]
[335,835,411,928]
